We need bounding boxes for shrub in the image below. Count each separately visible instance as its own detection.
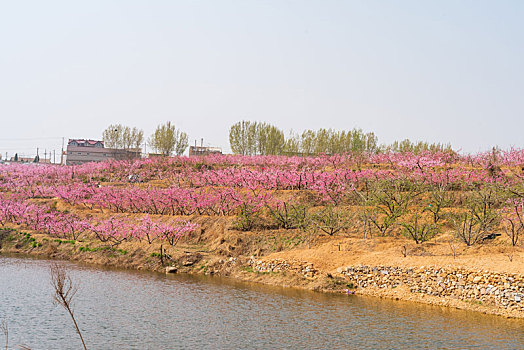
[233,204,260,231]
[312,206,354,236]
[400,213,439,244]
[358,178,422,236]
[451,210,497,246]
[424,184,454,223]
[266,201,310,230]
[502,199,523,246]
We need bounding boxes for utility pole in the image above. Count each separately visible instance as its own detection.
[61,137,64,165]
[44,149,47,161]
[53,150,56,164]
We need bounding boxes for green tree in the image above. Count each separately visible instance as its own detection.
[380,138,453,154]
[122,127,144,149]
[229,121,257,155]
[256,122,285,155]
[229,121,383,156]
[283,131,300,155]
[103,124,123,148]
[229,121,285,155]
[103,124,144,149]
[300,130,316,156]
[149,122,188,156]
[364,131,378,153]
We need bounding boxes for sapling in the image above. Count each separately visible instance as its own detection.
[312,205,354,236]
[50,263,87,350]
[424,183,454,223]
[401,245,408,258]
[266,200,310,230]
[400,213,439,244]
[451,210,497,246]
[502,199,523,246]
[359,178,422,237]
[448,239,457,259]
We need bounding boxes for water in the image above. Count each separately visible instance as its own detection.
[0,256,522,349]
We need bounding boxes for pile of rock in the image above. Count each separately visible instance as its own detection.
[338,265,524,312]
[249,258,317,278]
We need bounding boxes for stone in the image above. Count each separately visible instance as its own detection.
[165,266,178,274]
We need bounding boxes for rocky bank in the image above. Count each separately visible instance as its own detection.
[249,258,524,318]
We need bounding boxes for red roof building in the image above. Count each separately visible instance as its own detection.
[65,139,140,165]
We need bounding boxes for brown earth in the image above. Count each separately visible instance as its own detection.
[1,211,523,319]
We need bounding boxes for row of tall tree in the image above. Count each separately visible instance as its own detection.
[229,121,378,156]
[102,125,144,149]
[102,121,453,157]
[229,120,453,156]
[102,122,188,156]
[229,121,286,156]
[381,139,453,153]
[286,128,379,155]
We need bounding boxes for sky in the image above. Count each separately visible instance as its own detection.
[0,0,523,159]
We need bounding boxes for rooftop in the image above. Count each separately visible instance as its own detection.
[68,139,105,147]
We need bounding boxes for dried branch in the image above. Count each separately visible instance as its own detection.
[50,263,87,350]
[1,319,7,350]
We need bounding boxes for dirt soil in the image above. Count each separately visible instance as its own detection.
[1,219,523,320]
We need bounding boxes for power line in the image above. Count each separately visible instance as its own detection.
[0,147,48,151]
[0,137,62,141]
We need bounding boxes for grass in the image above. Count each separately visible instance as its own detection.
[55,239,76,245]
[241,266,254,273]
[79,245,128,255]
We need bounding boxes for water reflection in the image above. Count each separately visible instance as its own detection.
[0,256,522,349]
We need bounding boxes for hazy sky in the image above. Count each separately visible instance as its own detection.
[1,0,523,158]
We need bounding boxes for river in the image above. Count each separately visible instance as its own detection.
[0,256,522,349]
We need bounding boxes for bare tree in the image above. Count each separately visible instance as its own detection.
[50,264,87,350]
[503,218,522,247]
[502,199,523,246]
[448,239,457,259]
[400,213,439,244]
[450,188,501,246]
[401,245,408,257]
[312,206,354,236]
[357,178,422,237]
[451,210,497,246]
[424,183,454,223]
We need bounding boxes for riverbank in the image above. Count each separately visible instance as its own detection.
[1,227,523,319]
[3,255,523,350]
